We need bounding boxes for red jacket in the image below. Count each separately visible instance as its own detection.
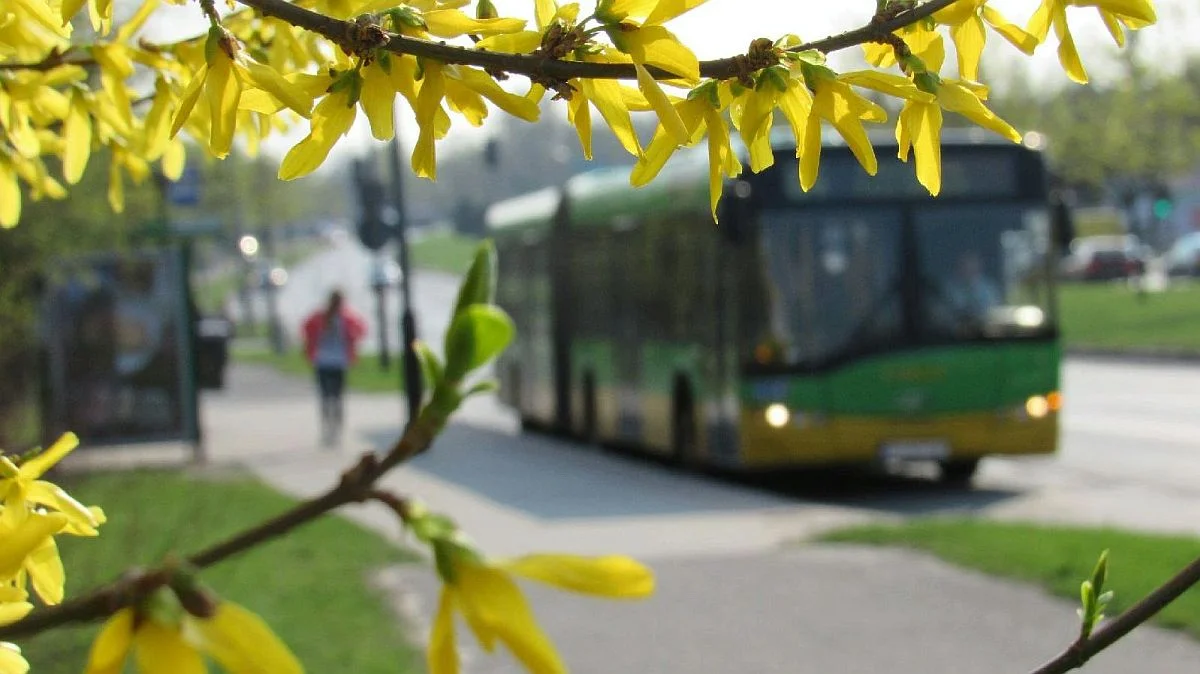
[302,308,367,366]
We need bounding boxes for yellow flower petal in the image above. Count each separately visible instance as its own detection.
[799,104,822,192]
[238,58,313,117]
[578,78,642,157]
[27,480,98,532]
[412,62,447,179]
[455,564,566,674]
[0,643,27,674]
[937,80,1020,142]
[776,80,812,155]
[170,65,208,139]
[455,67,540,121]
[205,53,242,158]
[705,107,737,220]
[0,160,19,228]
[192,601,303,674]
[19,432,78,479]
[980,5,1038,53]
[621,26,699,83]
[644,0,709,26]
[428,588,458,674]
[26,535,65,605]
[359,63,397,140]
[1027,0,1055,42]
[635,63,687,144]
[279,90,358,180]
[899,100,943,195]
[475,31,541,53]
[567,90,593,160]
[1076,0,1155,24]
[423,10,525,37]
[161,139,186,180]
[503,554,655,598]
[1053,11,1088,83]
[133,622,206,674]
[0,511,66,580]
[534,0,557,30]
[84,609,134,674]
[950,16,986,82]
[0,603,31,628]
[62,92,92,184]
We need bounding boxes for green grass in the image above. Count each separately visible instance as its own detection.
[26,469,420,674]
[411,231,479,275]
[233,345,407,393]
[820,518,1200,637]
[1059,281,1200,351]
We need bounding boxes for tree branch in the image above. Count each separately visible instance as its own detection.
[0,408,440,639]
[1031,554,1200,674]
[230,0,958,81]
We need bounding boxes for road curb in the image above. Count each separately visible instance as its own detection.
[1066,346,1200,364]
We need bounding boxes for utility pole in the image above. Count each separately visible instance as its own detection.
[386,114,423,428]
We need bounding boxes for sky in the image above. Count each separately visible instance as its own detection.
[135,0,1200,169]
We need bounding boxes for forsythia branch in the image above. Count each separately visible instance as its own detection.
[0,407,441,640]
[230,0,960,81]
[1031,554,1200,674]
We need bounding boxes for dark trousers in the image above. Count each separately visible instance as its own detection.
[315,366,346,438]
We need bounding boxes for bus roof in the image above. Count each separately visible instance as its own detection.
[484,125,1042,237]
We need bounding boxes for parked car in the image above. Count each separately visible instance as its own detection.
[1060,235,1147,281]
[1165,232,1200,278]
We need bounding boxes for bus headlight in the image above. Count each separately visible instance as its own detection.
[765,404,790,428]
[1025,395,1050,419]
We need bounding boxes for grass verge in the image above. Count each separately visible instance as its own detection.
[819,518,1200,637]
[233,345,406,393]
[1059,281,1200,351]
[28,469,420,674]
[411,230,479,275]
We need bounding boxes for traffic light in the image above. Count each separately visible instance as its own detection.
[1154,197,1174,220]
[353,159,392,251]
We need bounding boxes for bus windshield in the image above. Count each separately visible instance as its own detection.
[915,203,1054,342]
[753,203,1054,367]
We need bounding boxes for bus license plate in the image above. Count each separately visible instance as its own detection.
[880,440,950,461]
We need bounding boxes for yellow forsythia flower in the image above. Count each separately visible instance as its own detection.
[428,546,653,674]
[0,642,28,674]
[933,0,1036,81]
[85,598,303,674]
[1026,0,1156,84]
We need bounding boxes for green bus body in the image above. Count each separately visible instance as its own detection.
[485,130,1064,473]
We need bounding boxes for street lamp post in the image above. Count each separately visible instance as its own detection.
[387,116,423,429]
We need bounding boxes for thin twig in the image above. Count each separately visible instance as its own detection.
[1030,554,1200,674]
[0,408,439,639]
[229,0,958,81]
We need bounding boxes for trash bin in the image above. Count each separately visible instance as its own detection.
[195,316,232,390]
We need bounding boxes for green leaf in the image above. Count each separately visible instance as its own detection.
[464,379,499,398]
[451,240,498,318]
[443,305,514,382]
[414,339,444,390]
[1091,549,1110,592]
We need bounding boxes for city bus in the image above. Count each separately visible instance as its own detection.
[484,128,1070,482]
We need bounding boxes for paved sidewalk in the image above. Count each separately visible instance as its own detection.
[62,363,1200,673]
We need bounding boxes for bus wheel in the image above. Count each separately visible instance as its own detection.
[581,372,598,445]
[672,386,700,470]
[940,458,980,486]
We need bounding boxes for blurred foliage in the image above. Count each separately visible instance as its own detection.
[993,55,1200,191]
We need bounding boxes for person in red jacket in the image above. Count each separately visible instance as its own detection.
[301,289,366,447]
